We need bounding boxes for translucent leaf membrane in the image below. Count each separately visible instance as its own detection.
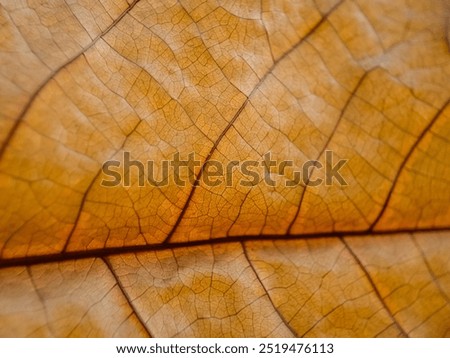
[0,0,449,337]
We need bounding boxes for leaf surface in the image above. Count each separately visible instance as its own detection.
[0,0,449,337]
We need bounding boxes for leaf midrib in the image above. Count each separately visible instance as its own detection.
[1,226,449,269]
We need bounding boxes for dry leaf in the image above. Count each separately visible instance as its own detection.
[0,0,449,337]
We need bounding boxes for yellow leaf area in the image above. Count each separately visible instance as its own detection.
[0,0,449,337]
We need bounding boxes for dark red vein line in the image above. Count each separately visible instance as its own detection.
[241,242,299,337]
[101,257,153,338]
[61,170,103,253]
[340,237,408,337]
[286,68,374,235]
[163,0,344,244]
[61,117,143,253]
[369,99,449,230]
[26,267,56,336]
[445,3,450,52]
[0,226,449,269]
[411,235,450,304]
[300,303,342,338]
[0,0,142,161]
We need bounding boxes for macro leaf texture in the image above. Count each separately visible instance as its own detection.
[0,0,449,337]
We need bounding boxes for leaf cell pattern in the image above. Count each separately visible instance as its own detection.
[0,0,449,337]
